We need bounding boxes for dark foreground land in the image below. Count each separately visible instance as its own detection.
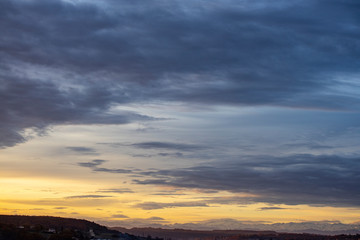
[0,215,151,240]
[1,215,359,240]
[112,227,360,240]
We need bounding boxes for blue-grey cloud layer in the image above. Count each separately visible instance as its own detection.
[1,0,360,148]
[1,0,360,209]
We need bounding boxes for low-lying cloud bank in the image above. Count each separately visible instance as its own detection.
[135,154,360,208]
[77,154,360,208]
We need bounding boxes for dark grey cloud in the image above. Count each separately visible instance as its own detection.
[158,152,184,158]
[0,128,25,149]
[67,147,96,152]
[0,76,158,148]
[130,154,154,158]
[78,159,107,168]
[129,152,185,159]
[66,146,98,155]
[130,142,205,151]
[1,0,360,148]
[77,159,133,174]
[258,207,288,211]
[133,154,360,207]
[93,167,132,174]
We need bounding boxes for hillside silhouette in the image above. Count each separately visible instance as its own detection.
[1,215,360,240]
[0,215,107,232]
[0,215,148,240]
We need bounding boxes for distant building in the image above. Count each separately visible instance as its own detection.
[89,229,96,238]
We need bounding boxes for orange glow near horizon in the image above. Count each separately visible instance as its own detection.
[1,175,360,227]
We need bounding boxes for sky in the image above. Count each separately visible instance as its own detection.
[1,0,360,231]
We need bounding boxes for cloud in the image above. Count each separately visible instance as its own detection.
[134,201,209,210]
[80,154,356,208]
[283,143,335,150]
[129,152,185,159]
[93,168,132,174]
[132,196,269,210]
[0,76,158,148]
[65,195,112,199]
[112,214,129,219]
[77,159,133,174]
[53,207,67,209]
[66,146,98,155]
[130,142,205,151]
[1,197,118,208]
[147,217,165,221]
[1,0,360,149]
[151,193,186,196]
[133,154,360,207]
[158,152,184,158]
[100,216,168,228]
[1,0,360,226]
[96,188,134,194]
[258,207,288,211]
[77,159,107,168]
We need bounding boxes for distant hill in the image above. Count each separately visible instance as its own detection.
[0,215,107,232]
[0,215,152,240]
[111,227,360,240]
[112,227,277,240]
